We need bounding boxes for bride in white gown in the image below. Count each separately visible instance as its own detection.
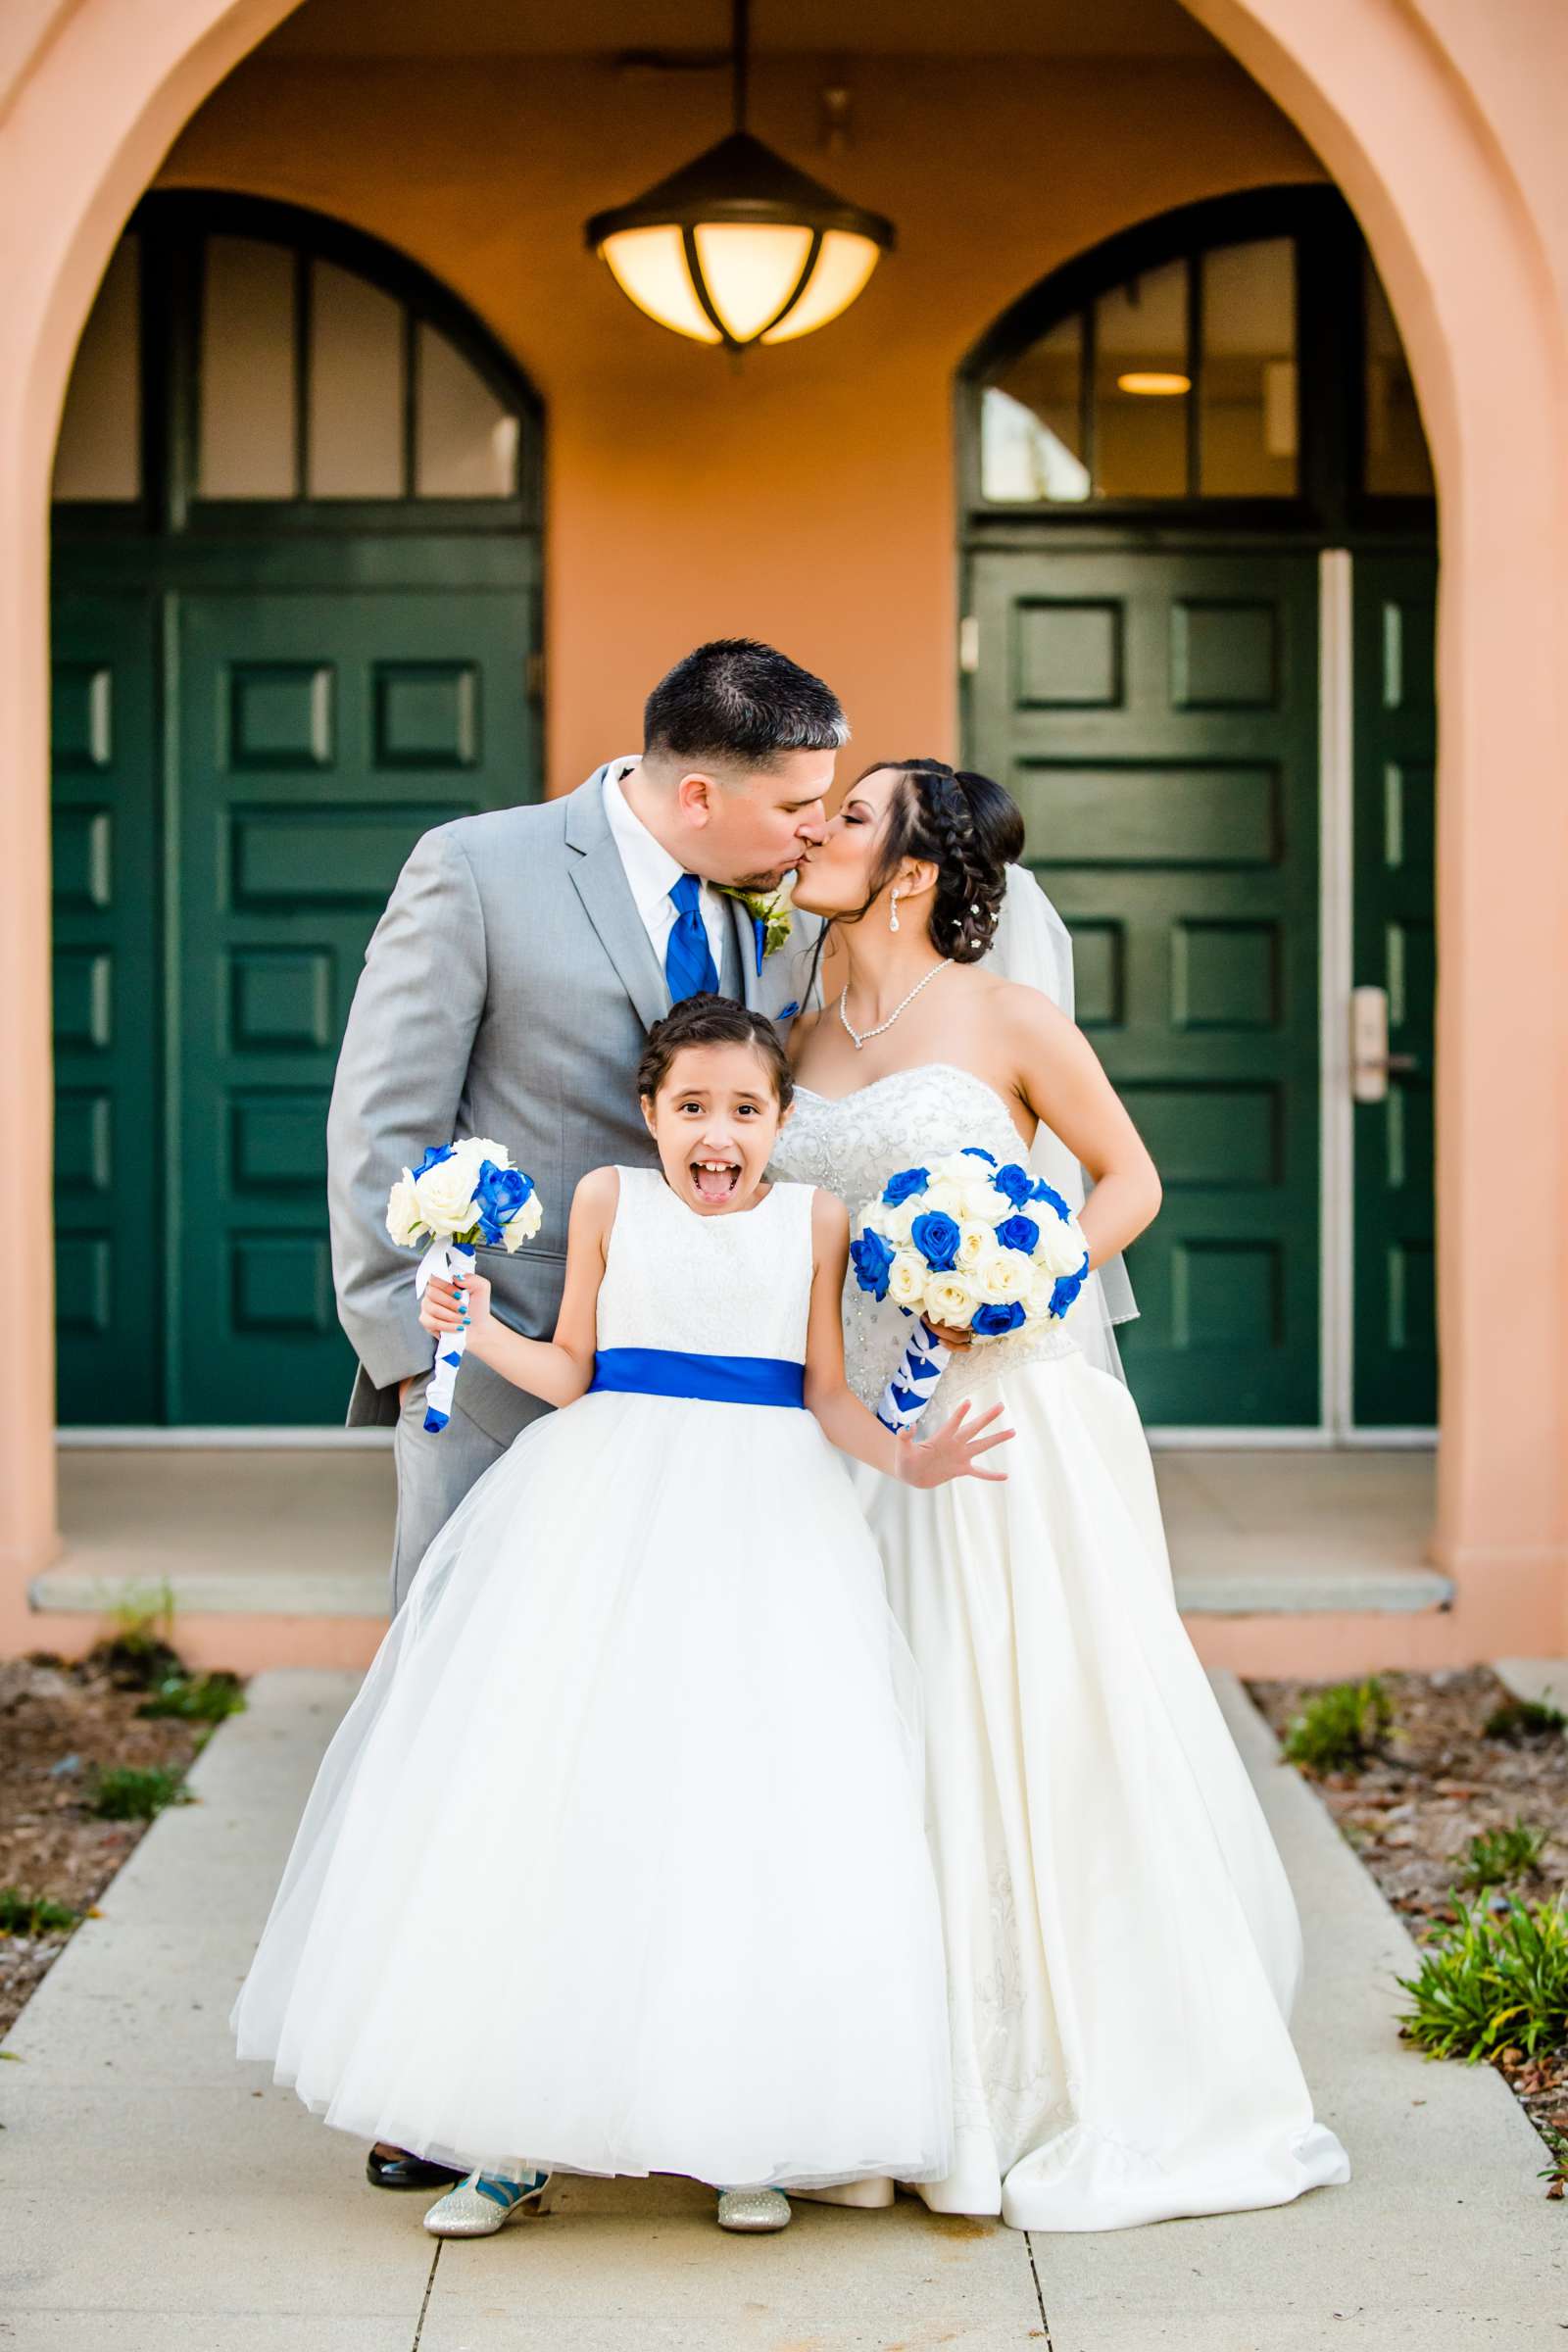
[769,758,1349,2232]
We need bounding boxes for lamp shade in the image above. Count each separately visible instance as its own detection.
[587,131,894,349]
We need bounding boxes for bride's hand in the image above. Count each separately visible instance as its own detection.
[419,1270,492,1342]
[896,1399,1013,1489]
[925,1320,974,1349]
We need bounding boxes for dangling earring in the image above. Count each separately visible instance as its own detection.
[889,889,902,934]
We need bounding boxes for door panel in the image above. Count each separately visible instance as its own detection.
[1351,554,1438,1426]
[173,590,537,1424]
[968,549,1321,1425]
[50,595,164,1423]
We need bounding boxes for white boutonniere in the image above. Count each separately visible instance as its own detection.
[718,878,795,975]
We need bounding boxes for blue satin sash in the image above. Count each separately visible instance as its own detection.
[589,1347,806,1409]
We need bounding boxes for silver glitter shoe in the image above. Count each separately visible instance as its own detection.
[715,2186,792,2233]
[422,2168,550,2237]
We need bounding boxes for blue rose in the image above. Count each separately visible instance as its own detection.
[881,1165,930,1208]
[474,1159,533,1245]
[910,1209,962,1272]
[959,1146,998,1167]
[996,1213,1040,1255]
[851,1227,896,1301]
[994,1162,1035,1207]
[412,1143,455,1177]
[1049,1250,1091,1319]
[1031,1176,1070,1222]
[973,1299,1027,1338]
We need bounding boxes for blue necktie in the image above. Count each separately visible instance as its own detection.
[665,872,720,1004]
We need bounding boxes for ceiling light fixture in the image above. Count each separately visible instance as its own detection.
[585,0,895,349]
[1116,370,1193,396]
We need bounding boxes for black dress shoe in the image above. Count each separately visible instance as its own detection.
[367,2144,466,2191]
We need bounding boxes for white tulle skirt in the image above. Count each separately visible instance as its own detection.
[232,1390,953,2192]
[855,1345,1351,2232]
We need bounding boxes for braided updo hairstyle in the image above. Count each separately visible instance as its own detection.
[860,760,1025,962]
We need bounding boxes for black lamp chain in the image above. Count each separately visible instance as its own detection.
[732,0,750,134]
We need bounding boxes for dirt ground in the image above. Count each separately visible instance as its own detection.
[0,1648,210,2039]
[1249,1665,1568,2180]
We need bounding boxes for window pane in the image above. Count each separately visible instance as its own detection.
[415,322,517,499]
[1364,261,1434,496]
[199,236,298,499]
[981,316,1088,503]
[1200,238,1297,496]
[53,236,142,502]
[1093,259,1189,499]
[308,260,405,498]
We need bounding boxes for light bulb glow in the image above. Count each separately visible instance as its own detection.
[1115,370,1192,396]
[761,231,881,344]
[599,225,721,344]
[691,222,814,343]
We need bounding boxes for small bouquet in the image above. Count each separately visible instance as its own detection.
[386,1140,543,1434]
[850,1147,1090,1436]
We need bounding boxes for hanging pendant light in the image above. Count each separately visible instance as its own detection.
[585,0,895,350]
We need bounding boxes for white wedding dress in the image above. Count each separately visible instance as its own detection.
[771,1066,1350,2230]
[232,1169,952,2194]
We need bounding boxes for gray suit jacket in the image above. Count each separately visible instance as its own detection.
[326,765,820,1444]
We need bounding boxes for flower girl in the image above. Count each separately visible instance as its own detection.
[233,995,1011,2237]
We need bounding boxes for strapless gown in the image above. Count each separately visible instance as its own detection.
[771,1064,1350,2231]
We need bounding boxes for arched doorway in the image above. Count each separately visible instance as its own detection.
[959,186,1438,1439]
[51,191,544,1429]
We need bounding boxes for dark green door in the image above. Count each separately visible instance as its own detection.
[174,588,537,1424]
[967,548,1322,1426]
[51,594,164,1422]
[1351,554,1437,1426]
[49,574,539,1425]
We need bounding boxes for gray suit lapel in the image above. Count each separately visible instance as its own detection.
[564,775,669,1035]
[723,893,763,1007]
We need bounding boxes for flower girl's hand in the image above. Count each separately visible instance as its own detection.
[419,1270,492,1343]
[896,1399,1013,1488]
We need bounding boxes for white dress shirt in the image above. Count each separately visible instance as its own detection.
[601,758,729,987]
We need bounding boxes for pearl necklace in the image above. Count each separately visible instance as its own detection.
[838,959,953,1050]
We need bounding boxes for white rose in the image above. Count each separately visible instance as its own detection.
[413,1153,480,1239]
[931,1151,980,1187]
[502,1191,544,1250]
[923,1271,976,1330]
[887,1250,927,1309]
[920,1177,965,1221]
[955,1218,999,1270]
[878,1197,918,1249]
[962,1182,1015,1226]
[385,1170,425,1248]
[1039,1214,1089,1277]
[972,1247,1031,1305]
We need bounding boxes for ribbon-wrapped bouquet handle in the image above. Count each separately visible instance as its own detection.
[851,1147,1090,1438]
[386,1140,544,1434]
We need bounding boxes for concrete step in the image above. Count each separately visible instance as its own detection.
[28,1446,1450,1622]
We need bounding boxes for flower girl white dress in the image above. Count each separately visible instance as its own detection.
[232,1169,952,2193]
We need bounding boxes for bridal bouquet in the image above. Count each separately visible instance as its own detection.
[850,1148,1090,1436]
[385,1140,543,1434]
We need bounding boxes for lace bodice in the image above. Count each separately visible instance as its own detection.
[769,1063,1080,1409]
[597,1167,815,1361]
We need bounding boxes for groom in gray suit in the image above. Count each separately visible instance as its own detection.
[327,636,838,1609]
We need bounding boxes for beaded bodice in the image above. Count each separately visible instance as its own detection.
[769,1064,1080,1409]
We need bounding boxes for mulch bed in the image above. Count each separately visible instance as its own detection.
[1248,1665,1568,2183]
[0,1645,213,2040]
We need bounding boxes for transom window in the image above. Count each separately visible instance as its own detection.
[53,194,539,523]
[968,189,1433,520]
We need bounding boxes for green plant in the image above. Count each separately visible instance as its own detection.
[136,1670,245,1724]
[85,1764,194,1822]
[0,1888,79,1936]
[1282,1677,1393,1774]
[1484,1693,1567,1741]
[1457,1819,1548,1889]
[92,1581,183,1690]
[1396,1890,1568,2062]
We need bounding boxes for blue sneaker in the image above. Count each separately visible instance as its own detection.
[423,2168,551,2237]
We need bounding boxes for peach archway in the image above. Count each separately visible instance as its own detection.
[0,0,1564,1658]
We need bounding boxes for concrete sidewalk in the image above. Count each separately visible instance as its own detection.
[0,1670,1561,2351]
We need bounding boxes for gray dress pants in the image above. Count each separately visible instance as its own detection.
[389,1372,510,1615]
